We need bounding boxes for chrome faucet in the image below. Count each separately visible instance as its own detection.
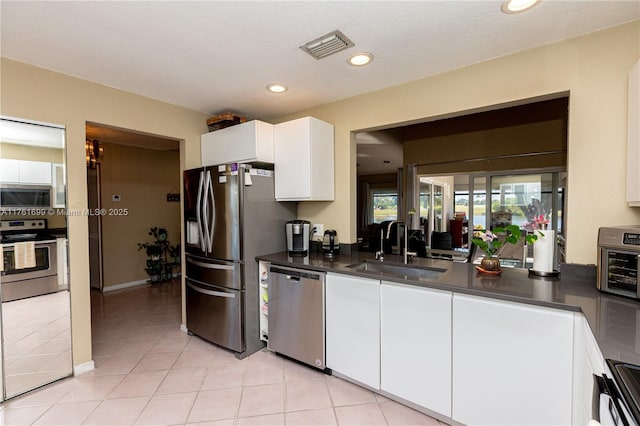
[396,222,417,264]
[384,221,402,256]
[386,220,399,240]
[375,228,384,261]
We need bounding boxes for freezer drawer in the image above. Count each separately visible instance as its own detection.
[186,278,244,353]
[269,266,325,369]
[186,254,242,290]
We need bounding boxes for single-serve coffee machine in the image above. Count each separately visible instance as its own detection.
[286,220,310,256]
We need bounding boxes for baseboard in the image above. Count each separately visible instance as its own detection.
[74,360,95,376]
[180,324,189,334]
[102,279,148,292]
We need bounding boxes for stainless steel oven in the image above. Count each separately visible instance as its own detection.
[593,360,640,425]
[0,219,58,302]
[598,226,640,300]
[1,240,58,302]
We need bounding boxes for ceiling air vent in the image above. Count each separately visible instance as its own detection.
[300,30,355,60]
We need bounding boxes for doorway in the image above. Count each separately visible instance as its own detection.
[85,122,182,293]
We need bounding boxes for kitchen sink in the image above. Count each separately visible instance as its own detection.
[347,260,446,281]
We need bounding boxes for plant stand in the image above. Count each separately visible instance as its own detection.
[138,227,181,284]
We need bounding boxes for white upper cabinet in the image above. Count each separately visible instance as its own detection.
[20,160,52,184]
[201,120,274,166]
[51,163,66,208]
[0,159,52,184]
[627,59,640,206]
[274,116,334,201]
[0,159,20,182]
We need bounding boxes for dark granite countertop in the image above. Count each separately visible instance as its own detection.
[257,250,640,366]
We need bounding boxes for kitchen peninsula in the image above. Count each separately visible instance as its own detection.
[257,250,638,425]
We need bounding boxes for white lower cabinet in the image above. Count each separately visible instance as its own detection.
[572,315,604,425]
[452,294,574,426]
[325,273,380,389]
[380,282,452,417]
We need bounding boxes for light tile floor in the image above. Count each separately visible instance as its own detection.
[0,279,444,425]
[2,291,72,399]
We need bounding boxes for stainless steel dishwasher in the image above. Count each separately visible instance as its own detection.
[268,265,326,369]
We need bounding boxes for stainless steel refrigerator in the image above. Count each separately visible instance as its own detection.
[183,163,295,358]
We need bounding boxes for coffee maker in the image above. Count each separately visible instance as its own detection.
[286,220,310,256]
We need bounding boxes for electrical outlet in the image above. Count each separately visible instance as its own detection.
[313,224,324,237]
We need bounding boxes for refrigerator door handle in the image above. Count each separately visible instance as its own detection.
[186,257,235,270]
[187,280,236,298]
[202,170,213,253]
[196,171,206,251]
[206,171,215,253]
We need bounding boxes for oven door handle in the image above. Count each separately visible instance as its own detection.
[637,254,640,300]
[594,374,632,426]
[594,374,605,422]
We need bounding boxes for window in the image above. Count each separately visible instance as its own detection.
[490,174,553,228]
[371,189,398,223]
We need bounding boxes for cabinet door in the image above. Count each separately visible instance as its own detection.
[572,315,605,425]
[326,273,380,389]
[201,120,273,166]
[381,282,452,417]
[19,160,51,184]
[0,159,20,182]
[452,294,574,426]
[274,117,334,201]
[274,118,312,199]
[627,59,640,206]
[51,163,65,208]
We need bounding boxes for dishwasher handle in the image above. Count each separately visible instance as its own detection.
[269,266,323,281]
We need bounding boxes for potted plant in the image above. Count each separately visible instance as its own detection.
[138,241,163,260]
[148,227,168,242]
[471,224,541,273]
[144,260,163,282]
[138,227,173,282]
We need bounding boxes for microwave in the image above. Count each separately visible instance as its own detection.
[0,184,52,211]
[597,226,640,300]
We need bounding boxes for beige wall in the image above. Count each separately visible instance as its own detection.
[276,21,640,265]
[1,58,208,368]
[0,143,64,163]
[99,143,180,287]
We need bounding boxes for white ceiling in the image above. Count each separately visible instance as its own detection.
[2,1,638,122]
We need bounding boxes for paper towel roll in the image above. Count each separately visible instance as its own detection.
[533,230,555,272]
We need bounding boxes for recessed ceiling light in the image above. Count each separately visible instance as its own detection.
[348,53,373,67]
[267,83,287,93]
[501,0,540,13]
